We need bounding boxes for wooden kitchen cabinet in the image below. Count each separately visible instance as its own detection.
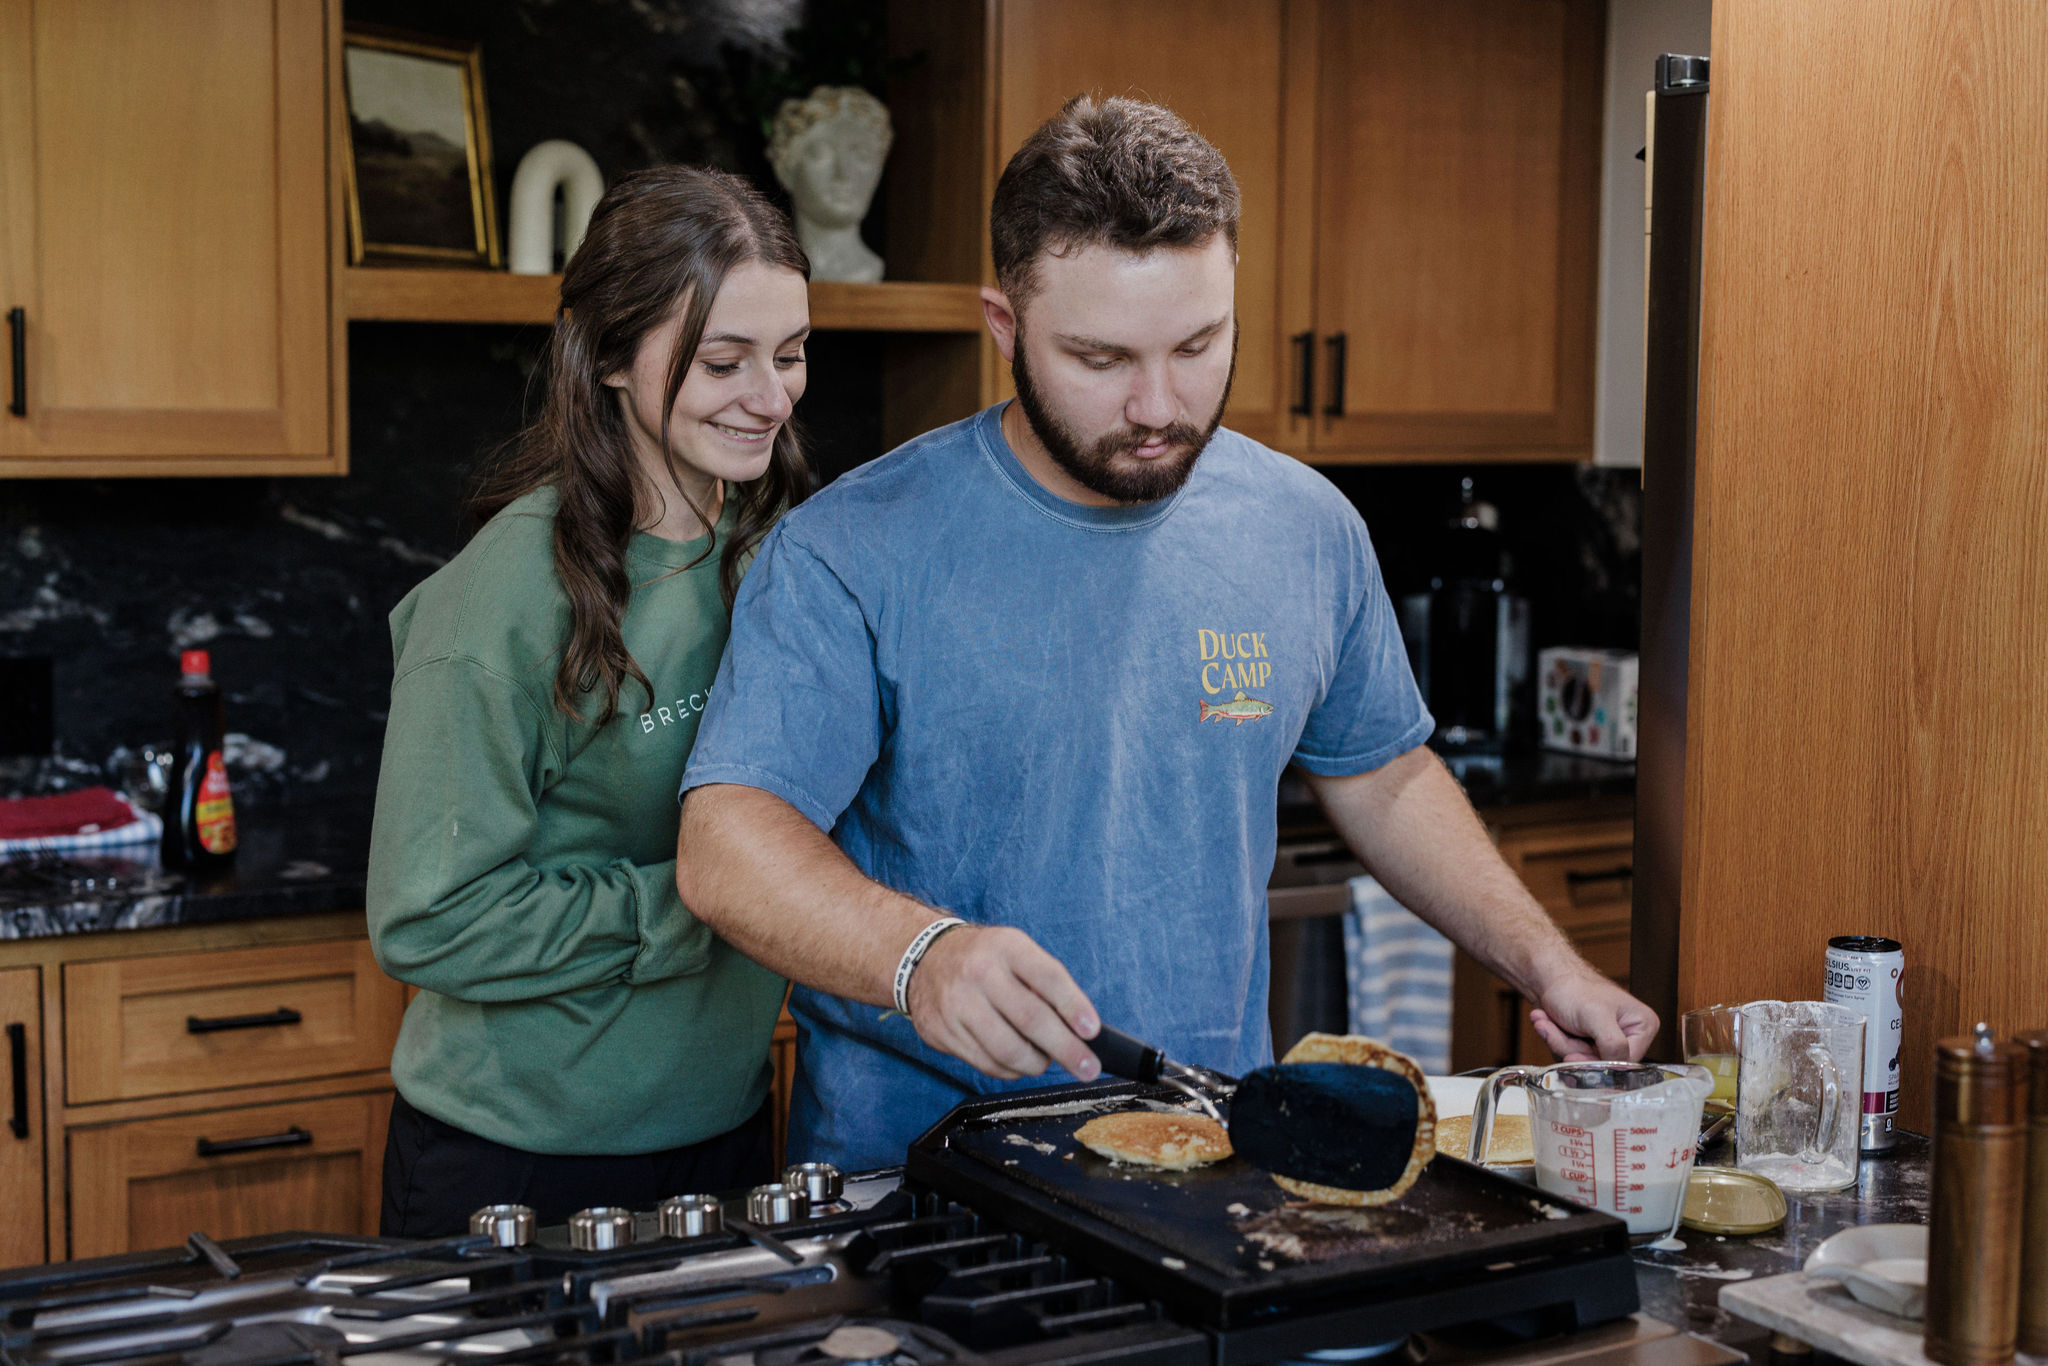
[0,967,45,1268]
[67,1090,390,1259]
[886,0,1604,464]
[1451,817,1634,1071]
[0,914,402,1264]
[64,941,402,1105]
[0,0,344,476]
[1295,0,1604,460]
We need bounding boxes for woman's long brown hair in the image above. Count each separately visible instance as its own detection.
[469,166,812,725]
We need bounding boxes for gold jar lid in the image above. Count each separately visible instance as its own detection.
[1934,1023,2029,1125]
[1681,1167,1788,1235]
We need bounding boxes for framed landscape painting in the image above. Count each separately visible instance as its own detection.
[342,28,501,267]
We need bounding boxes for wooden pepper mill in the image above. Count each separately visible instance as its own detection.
[1925,1023,2029,1366]
[2019,1027,2048,1358]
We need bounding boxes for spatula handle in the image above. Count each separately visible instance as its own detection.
[1088,1025,1165,1083]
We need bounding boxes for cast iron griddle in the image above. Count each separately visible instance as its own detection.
[907,1081,1637,1333]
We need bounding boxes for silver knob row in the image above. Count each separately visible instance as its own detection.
[465,1162,842,1247]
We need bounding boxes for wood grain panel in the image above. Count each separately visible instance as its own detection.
[0,968,44,1268]
[1310,0,1602,456]
[1681,0,2048,1131]
[991,0,1288,447]
[65,941,402,1105]
[0,0,335,467]
[67,1091,387,1257]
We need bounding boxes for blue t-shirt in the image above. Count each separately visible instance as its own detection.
[680,404,1432,1170]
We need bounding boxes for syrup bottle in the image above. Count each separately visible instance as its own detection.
[161,649,237,871]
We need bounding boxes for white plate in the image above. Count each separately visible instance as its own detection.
[1424,1075,1531,1119]
[1803,1224,1929,1319]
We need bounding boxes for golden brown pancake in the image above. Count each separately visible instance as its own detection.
[1434,1113,1535,1166]
[1266,1033,1436,1207]
[1074,1111,1234,1169]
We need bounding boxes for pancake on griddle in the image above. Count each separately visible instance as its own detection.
[1074,1111,1233,1169]
[1267,1033,1436,1207]
[1434,1112,1535,1165]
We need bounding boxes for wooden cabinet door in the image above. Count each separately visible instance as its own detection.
[991,0,1292,447]
[0,0,337,473]
[68,1091,390,1258]
[1306,0,1603,460]
[64,940,404,1105]
[0,968,44,1269]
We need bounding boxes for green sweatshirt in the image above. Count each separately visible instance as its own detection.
[366,486,782,1155]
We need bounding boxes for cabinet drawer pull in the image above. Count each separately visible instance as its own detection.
[196,1126,312,1158]
[1563,865,1633,887]
[7,308,24,418]
[7,1022,26,1141]
[1290,331,1315,416]
[1322,332,1348,417]
[186,1006,303,1035]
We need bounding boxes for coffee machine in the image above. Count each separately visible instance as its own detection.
[1398,479,1530,751]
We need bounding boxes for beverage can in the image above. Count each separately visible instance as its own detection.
[1823,935,1904,1151]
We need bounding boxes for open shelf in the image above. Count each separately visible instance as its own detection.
[344,267,986,333]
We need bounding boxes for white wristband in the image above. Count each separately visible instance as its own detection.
[894,917,967,1017]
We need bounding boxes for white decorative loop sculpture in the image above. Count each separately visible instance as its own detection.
[508,140,604,276]
[767,86,893,284]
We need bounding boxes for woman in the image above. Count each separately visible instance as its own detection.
[366,166,812,1236]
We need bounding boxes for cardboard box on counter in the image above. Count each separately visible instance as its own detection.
[1538,647,1637,759]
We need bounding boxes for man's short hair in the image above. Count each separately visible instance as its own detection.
[990,94,1240,308]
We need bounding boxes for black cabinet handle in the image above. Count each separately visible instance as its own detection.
[196,1126,311,1158]
[1322,332,1348,417]
[1564,865,1634,887]
[186,1006,303,1035]
[1289,331,1315,416]
[7,308,24,418]
[6,1023,27,1141]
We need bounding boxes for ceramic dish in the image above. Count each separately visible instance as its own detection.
[1803,1223,1930,1319]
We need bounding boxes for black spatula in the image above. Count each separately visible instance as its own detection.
[1086,1025,1422,1192]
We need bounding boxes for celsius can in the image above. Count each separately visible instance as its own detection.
[1824,935,1904,1152]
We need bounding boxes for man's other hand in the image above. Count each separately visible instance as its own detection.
[1528,973,1659,1062]
[906,925,1103,1082]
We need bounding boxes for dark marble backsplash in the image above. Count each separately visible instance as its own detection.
[0,0,1640,811]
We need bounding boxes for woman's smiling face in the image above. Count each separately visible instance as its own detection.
[610,259,812,497]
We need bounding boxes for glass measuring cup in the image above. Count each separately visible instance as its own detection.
[1470,1061,1714,1238]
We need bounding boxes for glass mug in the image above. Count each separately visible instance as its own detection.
[1735,1000,1865,1191]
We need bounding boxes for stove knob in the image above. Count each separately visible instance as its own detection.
[819,1324,902,1363]
[657,1193,724,1239]
[746,1182,811,1224]
[567,1206,636,1251]
[468,1203,537,1248]
[782,1161,843,1206]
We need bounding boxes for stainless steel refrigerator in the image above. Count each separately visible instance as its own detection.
[1631,53,1708,1057]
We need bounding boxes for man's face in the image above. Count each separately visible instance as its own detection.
[1009,235,1237,504]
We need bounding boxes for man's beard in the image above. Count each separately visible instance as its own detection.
[1011,326,1236,504]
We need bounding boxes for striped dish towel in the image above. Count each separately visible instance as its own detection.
[1341,874,1454,1074]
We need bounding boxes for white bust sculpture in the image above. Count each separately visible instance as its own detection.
[767,85,893,283]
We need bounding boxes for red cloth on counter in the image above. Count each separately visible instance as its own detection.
[0,787,139,839]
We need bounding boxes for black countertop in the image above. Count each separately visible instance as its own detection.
[1280,744,1636,837]
[0,798,372,941]
[1634,1133,1931,1361]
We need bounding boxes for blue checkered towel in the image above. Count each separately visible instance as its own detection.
[1342,874,1454,1073]
[0,809,162,858]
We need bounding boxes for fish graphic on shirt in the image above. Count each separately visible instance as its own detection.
[1199,691,1274,725]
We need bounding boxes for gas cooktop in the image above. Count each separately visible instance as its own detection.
[0,1155,1738,1366]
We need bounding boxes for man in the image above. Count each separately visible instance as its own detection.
[677,96,1656,1171]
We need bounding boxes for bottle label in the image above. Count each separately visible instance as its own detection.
[195,751,237,855]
